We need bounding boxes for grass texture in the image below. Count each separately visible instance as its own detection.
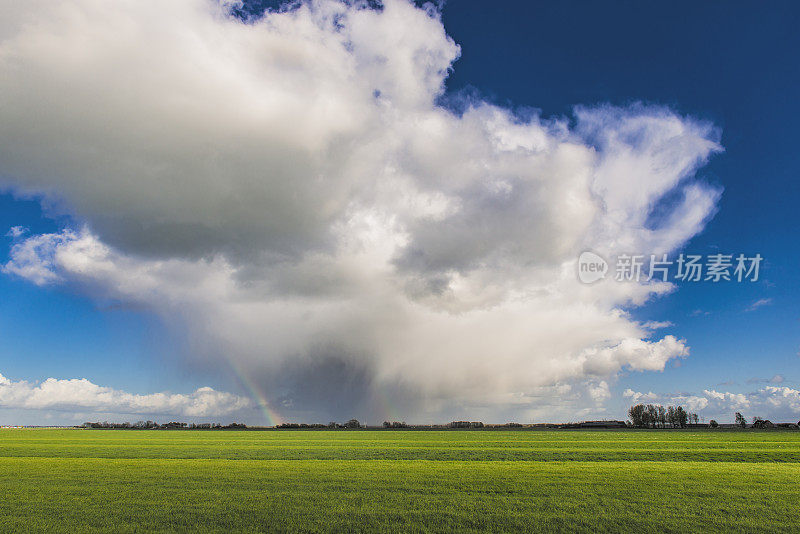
[0,429,798,532]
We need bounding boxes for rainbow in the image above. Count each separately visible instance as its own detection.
[226,359,283,427]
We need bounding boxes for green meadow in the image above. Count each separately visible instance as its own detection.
[0,429,799,533]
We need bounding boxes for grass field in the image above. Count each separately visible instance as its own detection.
[1,429,799,532]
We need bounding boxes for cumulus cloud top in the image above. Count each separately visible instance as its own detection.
[0,0,724,421]
[0,372,251,417]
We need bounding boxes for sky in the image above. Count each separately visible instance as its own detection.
[0,0,798,426]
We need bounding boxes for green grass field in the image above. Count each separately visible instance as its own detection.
[1,429,799,532]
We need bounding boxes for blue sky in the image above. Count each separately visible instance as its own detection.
[0,0,798,425]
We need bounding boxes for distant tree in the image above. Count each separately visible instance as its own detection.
[691,413,699,425]
[645,404,658,428]
[667,406,677,427]
[657,406,667,429]
[327,421,337,429]
[752,417,773,430]
[709,420,719,428]
[277,423,300,429]
[382,421,391,428]
[734,412,747,428]
[629,404,647,428]
[675,406,688,428]
[344,419,361,429]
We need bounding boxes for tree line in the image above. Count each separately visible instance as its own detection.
[628,404,700,428]
[630,407,800,430]
[81,421,247,429]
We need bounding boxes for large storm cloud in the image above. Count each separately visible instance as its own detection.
[0,0,722,422]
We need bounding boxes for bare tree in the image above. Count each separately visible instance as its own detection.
[734,412,747,428]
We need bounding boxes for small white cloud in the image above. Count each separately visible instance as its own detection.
[747,374,785,385]
[641,320,673,330]
[2,231,77,285]
[588,381,611,404]
[622,388,658,404]
[6,226,27,239]
[746,298,773,312]
[671,394,709,412]
[702,389,750,409]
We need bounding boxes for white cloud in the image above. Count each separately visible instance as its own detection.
[641,320,673,330]
[671,394,709,412]
[0,0,723,421]
[746,298,773,312]
[588,381,611,404]
[623,388,658,404]
[5,226,26,239]
[2,231,76,285]
[702,389,751,410]
[0,372,251,417]
[746,374,785,385]
[759,386,800,415]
